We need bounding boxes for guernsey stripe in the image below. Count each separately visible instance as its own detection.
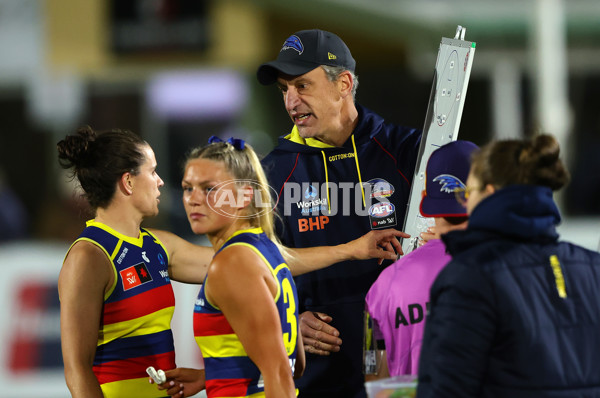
[94,350,175,384]
[103,284,175,324]
[101,376,169,397]
[194,228,298,398]
[206,377,254,397]
[195,334,247,358]
[95,329,174,365]
[73,220,176,396]
[99,306,174,345]
[203,356,258,379]
[193,312,235,336]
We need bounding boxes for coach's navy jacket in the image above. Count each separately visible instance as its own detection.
[262,104,421,398]
[418,185,600,398]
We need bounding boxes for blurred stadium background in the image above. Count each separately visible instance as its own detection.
[0,0,598,396]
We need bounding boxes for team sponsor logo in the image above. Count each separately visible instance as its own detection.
[120,262,153,291]
[367,178,394,199]
[305,184,317,200]
[158,253,165,265]
[298,215,329,232]
[141,251,150,263]
[328,152,355,162]
[116,247,128,264]
[296,184,328,215]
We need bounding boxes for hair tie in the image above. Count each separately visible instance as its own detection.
[208,135,245,150]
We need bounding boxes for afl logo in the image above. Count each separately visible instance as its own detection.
[369,202,395,218]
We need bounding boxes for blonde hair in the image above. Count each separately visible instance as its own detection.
[184,140,282,245]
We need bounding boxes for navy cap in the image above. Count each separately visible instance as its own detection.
[420,140,479,218]
[257,29,356,85]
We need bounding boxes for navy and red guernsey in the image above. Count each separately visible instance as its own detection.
[261,103,421,398]
[66,219,175,398]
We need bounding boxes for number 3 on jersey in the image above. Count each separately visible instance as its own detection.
[281,278,297,355]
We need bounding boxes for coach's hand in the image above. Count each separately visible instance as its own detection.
[300,311,342,355]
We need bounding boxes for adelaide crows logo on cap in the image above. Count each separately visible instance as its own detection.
[281,35,303,54]
[432,174,465,193]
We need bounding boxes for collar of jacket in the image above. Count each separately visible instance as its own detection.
[442,184,561,255]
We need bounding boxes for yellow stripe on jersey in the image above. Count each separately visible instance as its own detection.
[273,263,290,275]
[196,333,248,358]
[101,376,168,397]
[99,306,174,345]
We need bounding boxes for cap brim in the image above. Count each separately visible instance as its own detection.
[420,195,467,218]
[256,61,319,85]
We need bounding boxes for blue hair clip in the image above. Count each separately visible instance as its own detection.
[208,135,245,150]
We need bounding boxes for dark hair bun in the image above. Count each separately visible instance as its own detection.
[522,134,570,190]
[57,126,97,170]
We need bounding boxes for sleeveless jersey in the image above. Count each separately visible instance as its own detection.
[193,227,299,398]
[69,220,176,397]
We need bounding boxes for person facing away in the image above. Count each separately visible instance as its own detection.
[365,140,477,378]
[256,29,422,398]
[417,134,600,397]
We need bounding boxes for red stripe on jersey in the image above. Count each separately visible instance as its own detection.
[206,378,253,397]
[193,312,234,336]
[93,350,175,385]
[103,284,175,325]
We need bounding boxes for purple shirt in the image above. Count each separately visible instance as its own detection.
[366,239,450,375]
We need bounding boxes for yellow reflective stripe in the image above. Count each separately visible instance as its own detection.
[101,376,168,397]
[195,333,247,358]
[321,151,331,213]
[549,255,567,298]
[99,306,174,345]
[351,134,366,207]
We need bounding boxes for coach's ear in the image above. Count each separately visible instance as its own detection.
[337,70,354,99]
